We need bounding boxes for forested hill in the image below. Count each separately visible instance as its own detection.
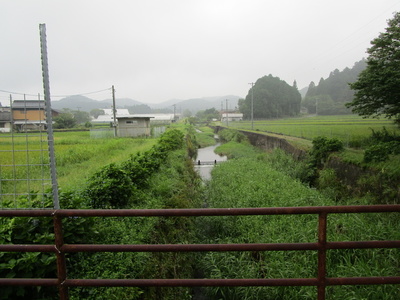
[239,75,301,119]
[302,59,367,115]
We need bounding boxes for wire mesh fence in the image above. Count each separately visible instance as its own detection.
[0,98,56,209]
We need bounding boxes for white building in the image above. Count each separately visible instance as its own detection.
[116,115,153,137]
[92,109,130,124]
[221,113,243,122]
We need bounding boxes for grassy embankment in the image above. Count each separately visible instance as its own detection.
[195,133,399,299]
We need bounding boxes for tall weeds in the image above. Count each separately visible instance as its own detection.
[197,142,399,299]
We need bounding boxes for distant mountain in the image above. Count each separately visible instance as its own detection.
[51,94,242,114]
[51,95,141,111]
[101,98,142,107]
[299,86,308,99]
[151,95,242,114]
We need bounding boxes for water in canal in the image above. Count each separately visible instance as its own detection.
[194,142,227,181]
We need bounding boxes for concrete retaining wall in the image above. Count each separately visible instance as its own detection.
[213,126,306,160]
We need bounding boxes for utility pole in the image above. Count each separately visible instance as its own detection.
[249,82,255,130]
[225,99,229,127]
[221,101,223,122]
[172,104,176,122]
[112,85,117,136]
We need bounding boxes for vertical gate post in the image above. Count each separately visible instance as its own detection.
[54,214,69,300]
[317,212,327,300]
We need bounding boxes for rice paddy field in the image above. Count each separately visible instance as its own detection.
[226,115,399,147]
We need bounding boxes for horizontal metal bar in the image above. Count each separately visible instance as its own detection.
[0,205,399,217]
[0,278,58,286]
[2,240,398,254]
[64,278,319,287]
[0,149,47,152]
[0,209,55,216]
[0,164,50,167]
[0,179,52,181]
[327,276,400,286]
[1,277,398,288]
[327,240,400,249]
[0,245,56,252]
[62,242,319,253]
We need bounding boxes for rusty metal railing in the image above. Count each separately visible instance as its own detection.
[0,205,399,300]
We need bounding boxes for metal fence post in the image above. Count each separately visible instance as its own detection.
[54,214,69,300]
[318,212,327,300]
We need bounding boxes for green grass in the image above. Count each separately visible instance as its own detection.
[197,143,400,299]
[195,126,216,148]
[225,114,399,147]
[53,132,157,190]
[0,131,157,205]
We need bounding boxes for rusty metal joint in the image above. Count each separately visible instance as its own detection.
[54,245,61,254]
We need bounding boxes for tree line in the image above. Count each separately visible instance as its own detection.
[303,59,366,115]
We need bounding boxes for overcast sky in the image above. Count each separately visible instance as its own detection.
[1,0,400,104]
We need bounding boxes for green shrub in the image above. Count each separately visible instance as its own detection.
[0,193,95,300]
[364,143,391,163]
[157,128,184,151]
[122,150,163,187]
[369,127,400,143]
[309,136,344,167]
[218,129,248,143]
[85,163,133,208]
[364,141,400,163]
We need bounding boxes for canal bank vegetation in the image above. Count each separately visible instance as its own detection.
[1,127,204,300]
[194,126,216,148]
[1,124,398,299]
[196,132,399,299]
[215,124,400,204]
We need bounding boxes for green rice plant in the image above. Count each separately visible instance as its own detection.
[226,115,399,147]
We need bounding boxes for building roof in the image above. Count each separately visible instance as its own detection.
[116,115,154,119]
[221,113,243,117]
[13,120,46,125]
[102,109,130,115]
[93,113,177,123]
[12,100,46,109]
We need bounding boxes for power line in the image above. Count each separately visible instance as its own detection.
[0,87,112,99]
[0,89,38,97]
[52,87,112,98]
